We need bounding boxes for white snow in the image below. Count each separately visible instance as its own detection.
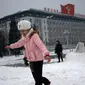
[0,49,85,85]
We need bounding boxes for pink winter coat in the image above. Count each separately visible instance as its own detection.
[9,33,50,61]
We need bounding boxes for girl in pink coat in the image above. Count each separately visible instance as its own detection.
[5,20,51,85]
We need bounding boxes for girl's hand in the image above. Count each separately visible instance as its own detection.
[45,56,51,63]
[5,46,10,49]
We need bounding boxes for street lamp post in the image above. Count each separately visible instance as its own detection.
[64,30,69,48]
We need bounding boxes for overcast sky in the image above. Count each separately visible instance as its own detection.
[0,0,85,18]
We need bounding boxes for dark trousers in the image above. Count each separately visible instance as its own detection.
[30,60,50,85]
[57,52,63,62]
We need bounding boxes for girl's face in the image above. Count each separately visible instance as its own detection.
[20,29,29,37]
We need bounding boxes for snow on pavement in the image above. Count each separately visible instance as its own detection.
[0,51,85,85]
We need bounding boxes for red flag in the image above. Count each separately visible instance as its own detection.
[61,4,74,16]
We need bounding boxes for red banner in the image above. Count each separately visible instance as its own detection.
[61,4,74,16]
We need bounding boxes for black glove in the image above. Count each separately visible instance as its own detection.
[23,57,29,66]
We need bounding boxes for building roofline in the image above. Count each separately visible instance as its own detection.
[0,8,85,23]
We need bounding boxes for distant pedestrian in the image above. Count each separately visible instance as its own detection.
[0,33,5,58]
[5,20,51,85]
[55,40,63,63]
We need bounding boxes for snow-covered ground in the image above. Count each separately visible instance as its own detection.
[0,50,85,85]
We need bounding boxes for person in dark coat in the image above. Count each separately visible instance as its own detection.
[0,33,5,58]
[55,40,63,63]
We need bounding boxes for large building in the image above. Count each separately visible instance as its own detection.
[0,8,85,49]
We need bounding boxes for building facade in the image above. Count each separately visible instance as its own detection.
[0,8,85,49]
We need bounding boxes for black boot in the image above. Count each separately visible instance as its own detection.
[42,77,51,85]
[58,61,60,63]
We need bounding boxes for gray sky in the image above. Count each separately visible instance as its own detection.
[0,0,85,18]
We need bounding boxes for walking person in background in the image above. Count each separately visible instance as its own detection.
[55,40,63,63]
[0,33,5,58]
[5,20,51,85]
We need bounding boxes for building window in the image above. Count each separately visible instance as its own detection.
[36,19,38,24]
[44,26,46,30]
[44,20,45,24]
[45,32,47,36]
[30,18,32,23]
